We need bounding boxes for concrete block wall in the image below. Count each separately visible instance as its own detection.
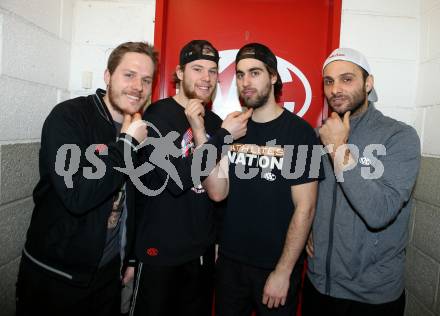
[0,0,73,142]
[0,0,74,314]
[407,157,440,315]
[0,144,39,314]
[405,1,440,315]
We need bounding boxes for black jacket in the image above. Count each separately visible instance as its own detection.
[23,89,139,286]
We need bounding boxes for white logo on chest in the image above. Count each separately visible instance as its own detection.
[262,172,277,181]
[359,156,371,166]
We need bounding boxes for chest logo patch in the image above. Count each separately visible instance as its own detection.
[359,156,372,166]
[146,247,159,256]
[262,172,277,181]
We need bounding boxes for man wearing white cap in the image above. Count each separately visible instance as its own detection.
[303,48,421,316]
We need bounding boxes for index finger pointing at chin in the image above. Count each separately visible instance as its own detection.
[132,113,142,121]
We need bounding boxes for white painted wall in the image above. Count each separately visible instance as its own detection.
[415,0,440,157]
[340,0,419,126]
[0,0,74,142]
[0,0,155,141]
[69,0,156,97]
[340,0,440,158]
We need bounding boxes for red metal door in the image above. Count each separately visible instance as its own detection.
[153,0,341,128]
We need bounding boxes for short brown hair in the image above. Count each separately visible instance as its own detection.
[107,42,158,75]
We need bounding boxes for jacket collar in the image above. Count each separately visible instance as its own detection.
[91,88,114,126]
[350,102,375,132]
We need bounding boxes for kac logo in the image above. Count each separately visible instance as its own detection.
[359,156,372,166]
[262,172,277,182]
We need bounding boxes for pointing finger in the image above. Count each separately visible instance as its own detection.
[242,108,253,120]
[343,111,351,129]
[123,114,132,125]
[330,111,340,120]
[227,111,242,119]
[132,112,142,121]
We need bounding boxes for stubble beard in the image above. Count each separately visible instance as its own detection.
[107,83,125,115]
[328,86,368,116]
[240,81,272,109]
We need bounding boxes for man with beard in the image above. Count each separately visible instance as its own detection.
[129,40,251,316]
[302,48,421,316]
[203,43,322,316]
[16,42,156,316]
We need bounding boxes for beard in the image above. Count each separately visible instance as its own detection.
[328,85,368,116]
[240,81,272,109]
[181,80,214,104]
[107,82,146,115]
[107,82,125,115]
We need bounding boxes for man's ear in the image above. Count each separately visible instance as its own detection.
[365,74,374,94]
[104,69,111,86]
[271,73,277,85]
[176,65,184,81]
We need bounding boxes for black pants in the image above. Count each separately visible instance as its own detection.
[301,276,405,316]
[215,256,302,316]
[16,255,121,316]
[130,247,215,316]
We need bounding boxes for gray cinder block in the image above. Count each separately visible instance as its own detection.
[0,142,40,205]
[0,257,20,316]
[414,157,440,208]
[0,198,33,266]
[405,245,440,310]
[405,292,434,316]
[413,200,440,262]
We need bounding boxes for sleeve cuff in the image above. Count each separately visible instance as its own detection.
[117,133,140,152]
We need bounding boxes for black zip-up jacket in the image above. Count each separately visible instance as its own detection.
[23,89,139,286]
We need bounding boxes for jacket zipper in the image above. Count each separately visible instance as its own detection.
[325,179,338,294]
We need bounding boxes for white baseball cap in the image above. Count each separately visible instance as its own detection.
[323,47,378,102]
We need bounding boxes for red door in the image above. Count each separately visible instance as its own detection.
[153,0,341,128]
